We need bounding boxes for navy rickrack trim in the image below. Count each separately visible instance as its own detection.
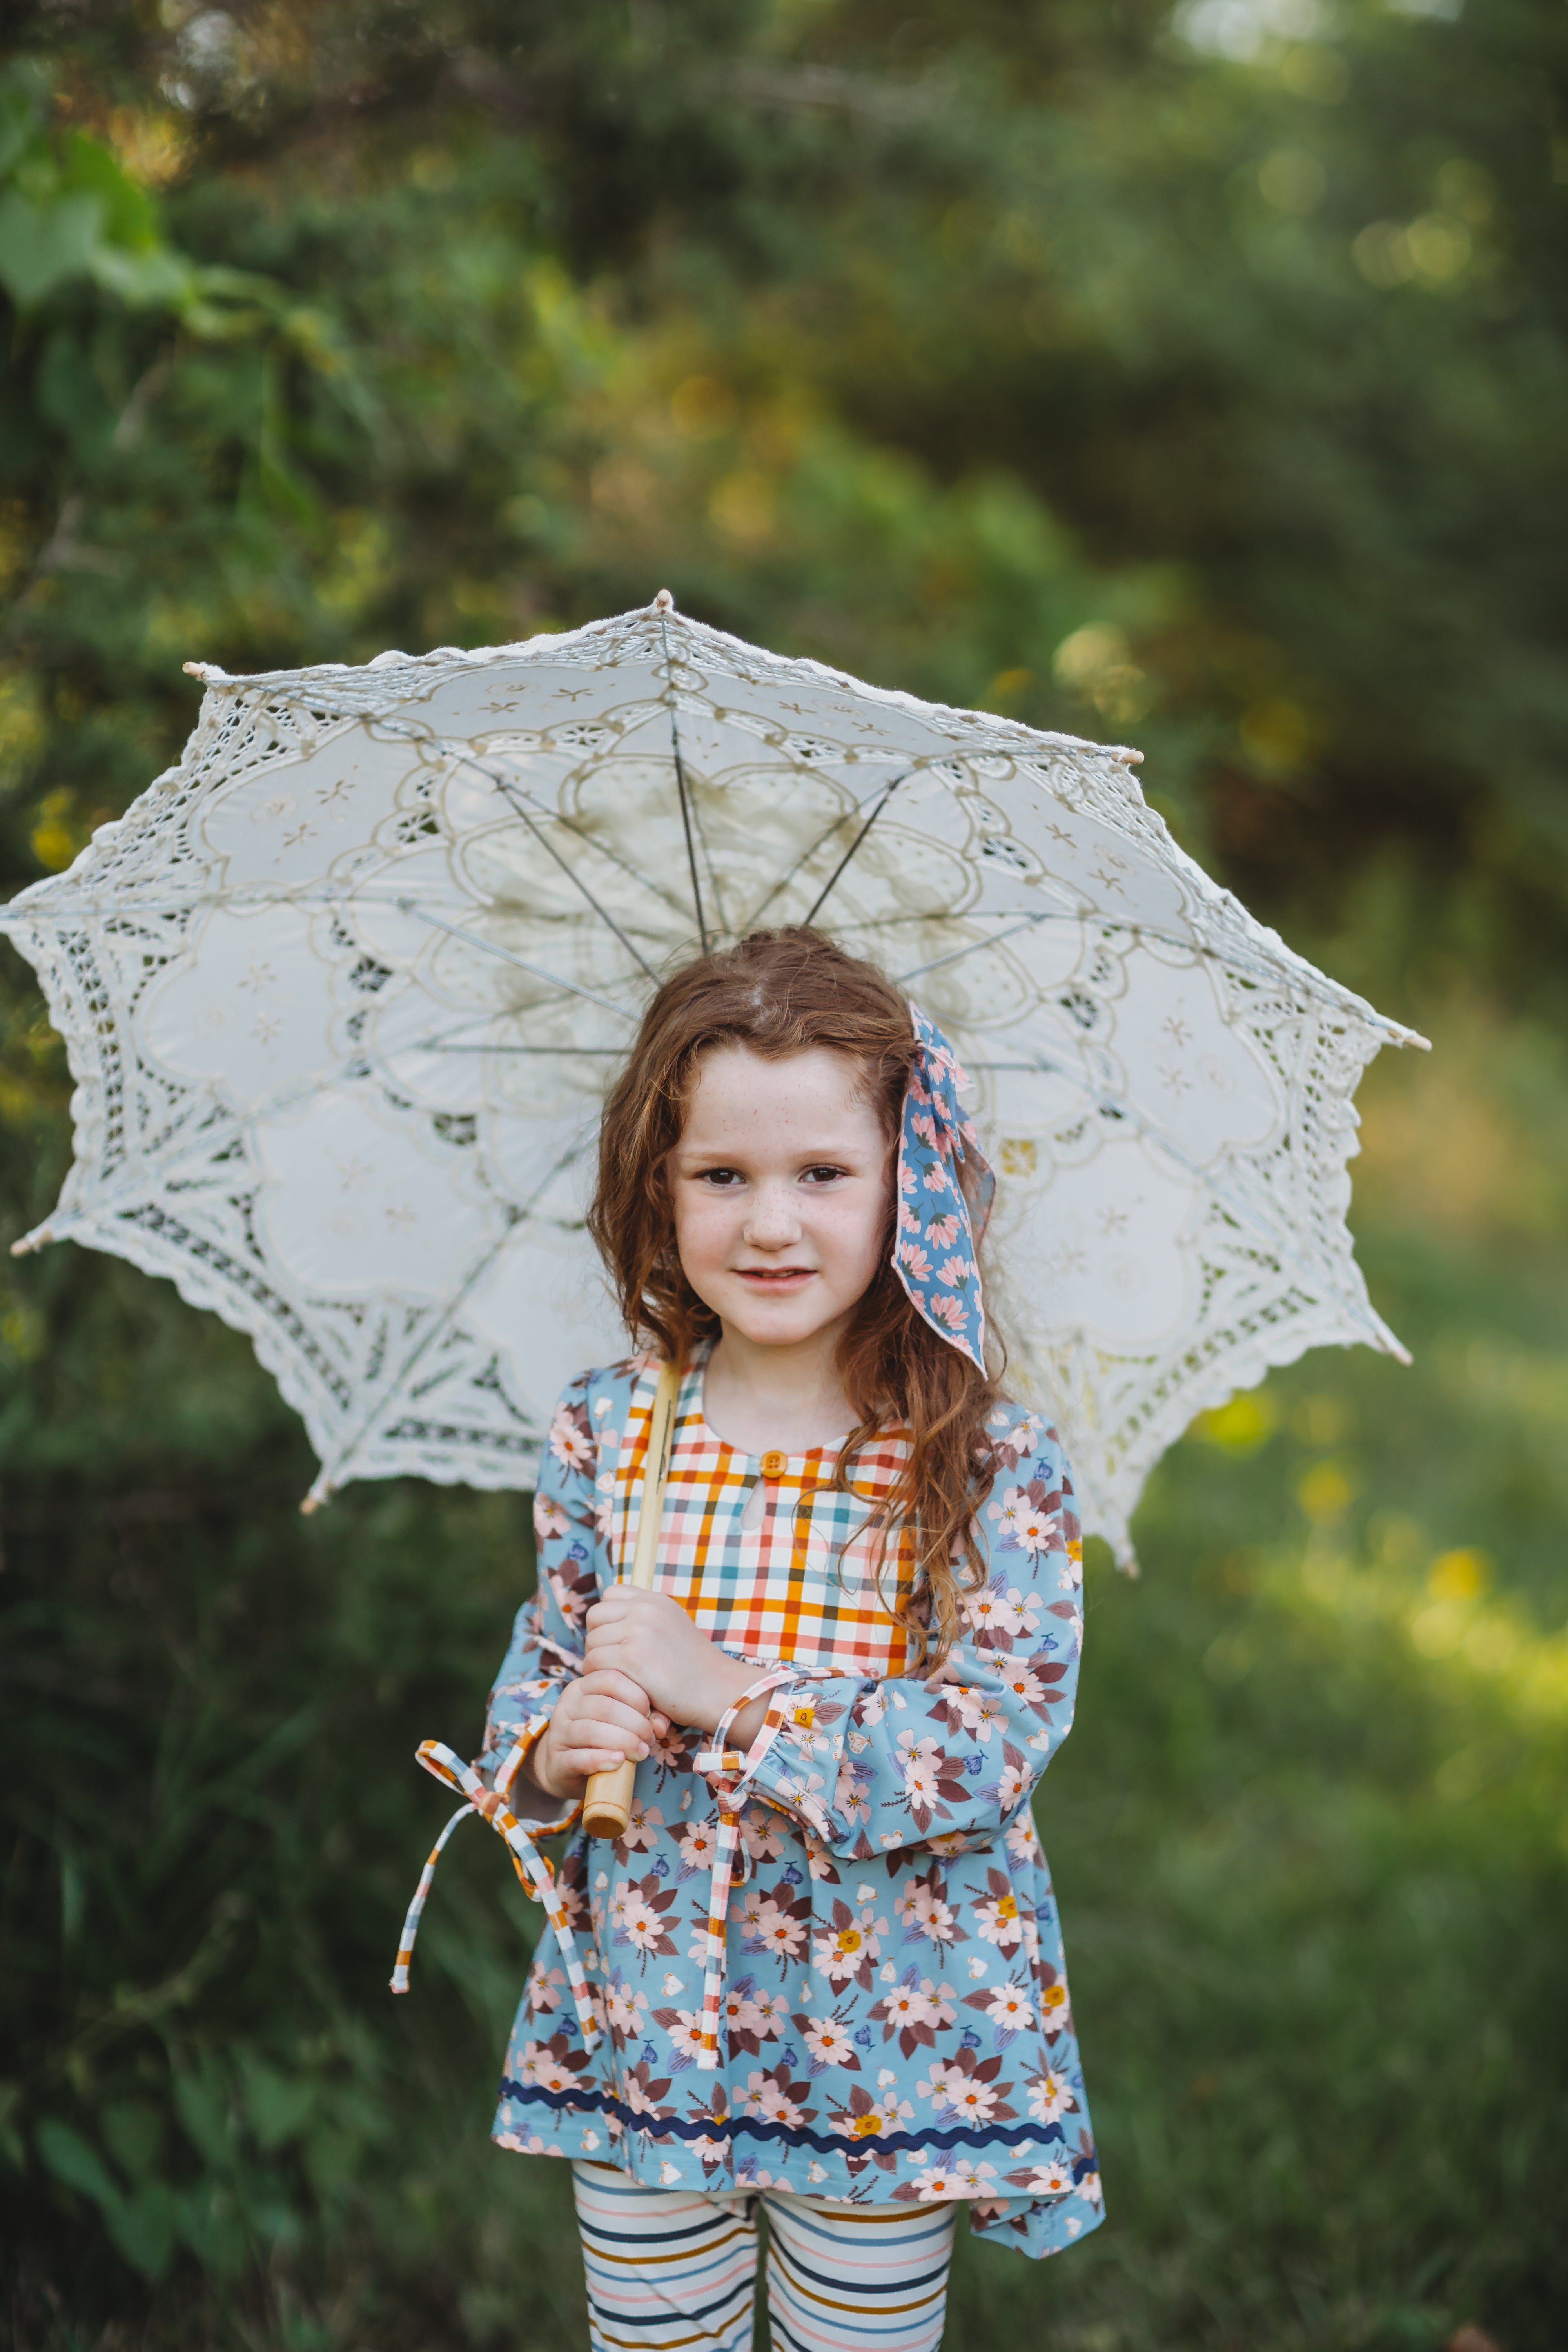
[497,2077,1069,2160]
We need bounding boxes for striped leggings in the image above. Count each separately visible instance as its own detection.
[571,2161,957,2352]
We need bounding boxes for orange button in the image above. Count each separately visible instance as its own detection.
[759,1450,788,1478]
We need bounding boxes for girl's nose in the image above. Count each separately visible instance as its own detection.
[742,1183,802,1248]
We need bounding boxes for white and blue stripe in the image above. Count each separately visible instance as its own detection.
[572,2161,957,2352]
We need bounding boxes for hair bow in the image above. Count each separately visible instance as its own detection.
[892,1005,995,1372]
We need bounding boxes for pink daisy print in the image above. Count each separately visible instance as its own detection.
[799,2015,857,2069]
[546,1404,593,1472]
[533,1494,569,1542]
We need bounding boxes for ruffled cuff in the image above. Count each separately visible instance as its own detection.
[698,1670,836,1836]
[478,1670,581,1835]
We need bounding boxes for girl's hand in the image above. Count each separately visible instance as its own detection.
[528,1670,671,1802]
[584,1588,765,1744]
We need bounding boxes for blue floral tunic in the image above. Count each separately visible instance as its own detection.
[479,1353,1103,2260]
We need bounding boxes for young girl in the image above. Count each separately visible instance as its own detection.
[404,927,1100,2352]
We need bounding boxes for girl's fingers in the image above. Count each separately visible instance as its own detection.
[558,1749,643,1779]
[561,1690,650,1740]
[559,1748,639,1777]
[563,1713,651,1759]
[541,1675,670,1794]
[576,1666,653,1713]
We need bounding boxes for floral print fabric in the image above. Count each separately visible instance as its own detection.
[891,1005,995,1374]
[481,1356,1103,2262]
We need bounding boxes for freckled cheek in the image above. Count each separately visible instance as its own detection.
[673,1193,744,1289]
[810,1199,887,1292]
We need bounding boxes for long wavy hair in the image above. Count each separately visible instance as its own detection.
[586,926,1004,1666]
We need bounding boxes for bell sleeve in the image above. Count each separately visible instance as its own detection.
[476,1371,603,1797]
[737,1412,1083,1861]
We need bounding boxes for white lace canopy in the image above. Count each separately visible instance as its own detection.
[3,596,1425,1561]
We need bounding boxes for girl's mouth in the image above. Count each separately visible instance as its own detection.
[736,1267,815,1288]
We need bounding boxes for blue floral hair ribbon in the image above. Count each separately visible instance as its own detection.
[893,1004,995,1372]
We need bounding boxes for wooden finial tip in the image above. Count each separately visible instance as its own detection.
[652,588,675,613]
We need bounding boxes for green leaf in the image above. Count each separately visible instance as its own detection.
[88,244,195,311]
[301,2125,359,2194]
[102,2182,176,2281]
[174,2180,248,2275]
[171,2056,233,2168]
[36,329,116,453]
[0,74,42,180]
[34,2116,120,2208]
[102,2098,166,2181]
[57,129,158,249]
[0,188,102,305]
[237,2057,314,2152]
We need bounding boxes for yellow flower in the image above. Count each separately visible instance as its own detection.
[851,2111,883,2136]
[836,1927,863,1953]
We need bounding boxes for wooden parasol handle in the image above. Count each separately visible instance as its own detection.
[580,1359,682,1840]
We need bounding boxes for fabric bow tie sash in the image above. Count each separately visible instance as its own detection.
[392,1664,835,2072]
[391,1737,603,2049]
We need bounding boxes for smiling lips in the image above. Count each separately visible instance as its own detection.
[735,1266,816,1287]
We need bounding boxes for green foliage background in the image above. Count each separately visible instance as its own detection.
[2,5,1565,2348]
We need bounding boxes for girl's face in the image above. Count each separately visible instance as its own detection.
[669,1044,892,1351]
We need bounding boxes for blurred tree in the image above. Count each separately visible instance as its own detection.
[5,0,1566,975]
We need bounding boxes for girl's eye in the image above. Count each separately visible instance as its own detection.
[697,1167,743,1187]
[802,1165,846,1185]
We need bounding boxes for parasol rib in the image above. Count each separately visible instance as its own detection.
[738,769,911,934]
[397,902,637,1020]
[418,1042,623,1056]
[478,773,661,979]
[302,1132,597,1510]
[894,912,1070,985]
[889,911,1423,1032]
[659,615,711,953]
[800,773,908,927]
[263,688,664,979]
